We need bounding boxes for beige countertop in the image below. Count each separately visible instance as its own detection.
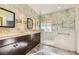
[0,30,40,40]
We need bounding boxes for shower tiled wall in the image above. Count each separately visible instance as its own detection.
[41,8,76,51]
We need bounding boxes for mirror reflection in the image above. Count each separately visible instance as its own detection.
[0,7,15,28]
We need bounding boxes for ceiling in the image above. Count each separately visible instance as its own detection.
[28,4,75,15]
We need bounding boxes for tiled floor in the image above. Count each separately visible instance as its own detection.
[27,44,76,55]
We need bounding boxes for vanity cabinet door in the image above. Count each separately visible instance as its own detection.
[32,33,40,43]
[12,41,31,55]
[0,40,31,55]
[0,43,17,55]
[30,33,40,48]
[14,35,32,54]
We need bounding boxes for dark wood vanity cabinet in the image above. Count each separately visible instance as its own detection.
[0,33,40,55]
[30,33,40,48]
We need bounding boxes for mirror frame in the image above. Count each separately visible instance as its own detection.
[0,7,15,28]
[27,18,33,29]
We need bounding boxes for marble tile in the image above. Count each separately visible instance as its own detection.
[27,44,76,55]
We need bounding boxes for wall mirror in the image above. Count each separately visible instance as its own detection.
[27,18,33,29]
[0,7,15,28]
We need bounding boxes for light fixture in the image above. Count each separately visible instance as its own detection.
[57,6,61,9]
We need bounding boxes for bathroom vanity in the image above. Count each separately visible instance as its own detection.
[0,32,40,55]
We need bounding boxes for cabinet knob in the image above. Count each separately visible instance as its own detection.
[13,43,18,47]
